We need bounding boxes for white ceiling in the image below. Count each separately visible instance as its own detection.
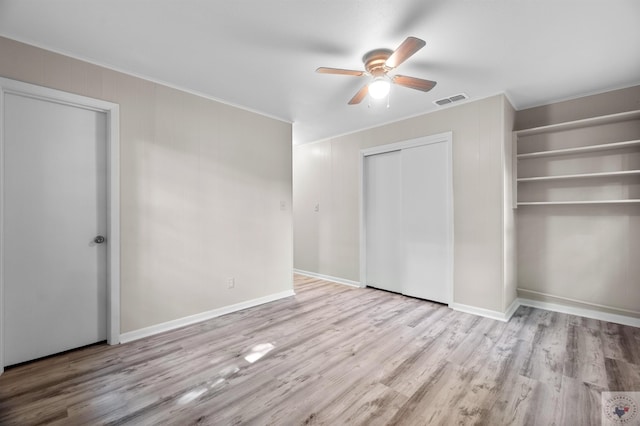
[1,0,639,144]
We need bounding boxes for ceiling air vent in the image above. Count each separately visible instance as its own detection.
[433,93,469,107]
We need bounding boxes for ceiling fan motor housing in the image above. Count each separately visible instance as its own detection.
[363,49,393,76]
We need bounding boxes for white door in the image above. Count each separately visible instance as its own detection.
[401,143,450,303]
[364,150,403,293]
[362,135,452,304]
[2,92,108,366]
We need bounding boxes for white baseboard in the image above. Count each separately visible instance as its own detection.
[449,302,515,322]
[293,269,362,288]
[452,291,640,327]
[517,297,640,328]
[120,289,296,344]
[504,297,521,321]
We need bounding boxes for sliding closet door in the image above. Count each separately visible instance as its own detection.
[401,143,450,303]
[362,134,452,304]
[364,150,403,293]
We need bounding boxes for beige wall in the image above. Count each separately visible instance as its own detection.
[515,85,640,130]
[0,37,293,333]
[515,85,640,318]
[503,98,517,312]
[294,95,516,313]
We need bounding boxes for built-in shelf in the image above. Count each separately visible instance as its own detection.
[518,199,640,206]
[513,109,640,207]
[517,139,640,159]
[515,109,640,137]
[517,170,640,182]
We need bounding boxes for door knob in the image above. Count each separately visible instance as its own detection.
[94,235,106,244]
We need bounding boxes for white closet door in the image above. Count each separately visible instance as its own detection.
[401,142,450,303]
[364,150,403,293]
[363,136,451,304]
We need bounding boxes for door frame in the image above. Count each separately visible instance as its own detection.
[0,77,120,372]
[359,132,454,304]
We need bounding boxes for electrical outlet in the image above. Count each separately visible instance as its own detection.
[314,203,320,212]
[280,201,286,211]
[227,277,235,289]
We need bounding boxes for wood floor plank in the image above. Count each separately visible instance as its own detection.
[447,316,507,369]
[321,382,408,426]
[564,324,608,388]
[380,311,475,397]
[568,313,603,330]
[604,357,640,391]
[520,312,568,392]
[1,274,638,425]
[602,322,640,365]
[553,376,604,426]
[484,375,559,426]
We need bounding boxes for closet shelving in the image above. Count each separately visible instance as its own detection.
[517,169,640,182]
[516,139,640,159]
[513,109,640,207]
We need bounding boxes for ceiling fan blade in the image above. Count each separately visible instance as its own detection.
[385,37,426,69]
[348,85,369,105]
[392,75,437,92]
[316,67,365,76]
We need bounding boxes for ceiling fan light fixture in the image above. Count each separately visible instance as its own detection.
[368,77,390,99]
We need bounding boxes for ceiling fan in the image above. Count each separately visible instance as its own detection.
[316,36,437,105]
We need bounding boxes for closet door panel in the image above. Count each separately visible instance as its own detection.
[364,150,403,293]
[401,142,450,303]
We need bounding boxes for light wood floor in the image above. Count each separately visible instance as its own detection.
[1,275,639,425]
